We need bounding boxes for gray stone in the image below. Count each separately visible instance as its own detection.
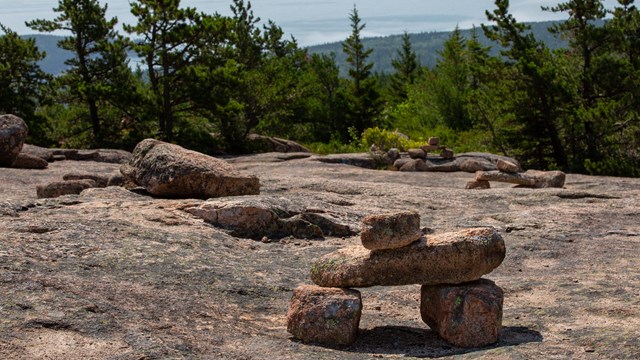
[496,159,519,173]
[11,153,48,169]
[408,148,427,159]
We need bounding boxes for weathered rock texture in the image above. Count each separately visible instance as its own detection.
[360,211,422,250]
[420,279,504,348]
[11,153,48,169]
[476,170,565,188]
[287,285,362,346]
[63,173,110,188]
[311,228,505,287]
[466,180,491,190]
[185,195,354,239]
[121,139,260,199]
[497,159,519,173]
[36,179,97,198]
[21,144,54,162]
[0,114,28,167]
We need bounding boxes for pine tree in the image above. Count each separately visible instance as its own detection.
[389,32,420,103]
[27,0,131,146]
[342,5,382,137]
[124,0,205,141]
[0,24,50,141]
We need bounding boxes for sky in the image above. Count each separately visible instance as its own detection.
[0,0,620,46]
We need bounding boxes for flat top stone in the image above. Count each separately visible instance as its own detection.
[311,227,506,288]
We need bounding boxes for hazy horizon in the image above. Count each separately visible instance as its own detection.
[0,0,619,47]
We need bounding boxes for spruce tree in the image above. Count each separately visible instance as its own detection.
[389,31,420,103]
[342,5,382,137]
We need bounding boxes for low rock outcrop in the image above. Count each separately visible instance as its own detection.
[0,114,28,167]
[63,173,110,188]
[121,139,260,199]
[185,195,354,240]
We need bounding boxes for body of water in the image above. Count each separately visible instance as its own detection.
[0,0,619,46]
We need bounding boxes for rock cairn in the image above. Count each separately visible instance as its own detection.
[467,159,566,189]
[287,211,506,348]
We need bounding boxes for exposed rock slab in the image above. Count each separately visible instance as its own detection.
[287,285,362,346]
[310,228,505,288]
[121,139,260,199]
[360,211,422,250]
[185,195,354,240]
[421,279,504,348]
[0,114,28,167]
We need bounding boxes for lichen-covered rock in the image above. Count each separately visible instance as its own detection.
[287,285,362,346]
[496,159,519,173]
[465,180,490,190]
[0,114,28,167]
[63,173,110,187]
[360,211,422,251]
[420,279,504,348]
[36,179,97,199]
[121,139,260,199]
[11,153,48,169]
[311,227,505,288]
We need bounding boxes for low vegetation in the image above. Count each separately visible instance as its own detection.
[1,0,639,176]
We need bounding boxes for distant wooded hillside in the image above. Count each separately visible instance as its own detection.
[307,21,566,74]
[25,21,565,76]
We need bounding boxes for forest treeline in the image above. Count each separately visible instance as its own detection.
[1,0,639,176]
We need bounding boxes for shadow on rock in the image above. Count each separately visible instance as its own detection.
[309,325,543,358]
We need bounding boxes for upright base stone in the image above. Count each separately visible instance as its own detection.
[287,285,362,346]
[420,279,503,348]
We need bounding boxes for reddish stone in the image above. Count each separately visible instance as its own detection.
[408,148,427,159]
[496,159,519,173]
[0,114,28,167]
[465,180,490,190]
[287,285,362,346]
[420,279,503,348]
[360,211,422,251]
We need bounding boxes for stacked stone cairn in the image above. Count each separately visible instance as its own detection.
[287,211,506,348]
[467,159,566,189]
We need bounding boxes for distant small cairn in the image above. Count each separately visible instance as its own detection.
[286,211,506,348]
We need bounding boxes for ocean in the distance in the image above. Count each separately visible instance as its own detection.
[0,0,618,46]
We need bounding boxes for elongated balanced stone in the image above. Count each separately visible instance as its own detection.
[310,228,505,288]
